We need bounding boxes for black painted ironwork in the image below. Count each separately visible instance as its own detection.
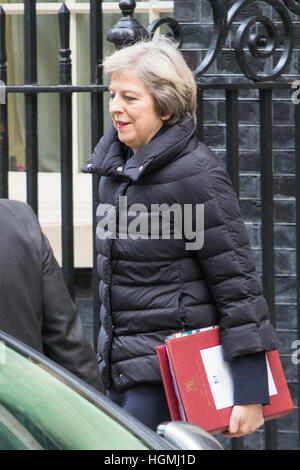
[284,0,300,15]
[293,80,300,446]
[107,0,182,49]
[0,0,106,298]
[192,0,228,77]
[229,0,293,81]
[107,0,297,83]
[0,6,7,199]
[224,90,242,451]
[225,89,239,195]
[24,0,38,215]
[192,0,294,81]
[107,0,150,49]
[196,87,204,143]
[259,89,277,450]
[90,0,103,351]
[146,17,183,48]
[59,3,74,299]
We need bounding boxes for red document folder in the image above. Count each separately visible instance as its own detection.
[156,327,294,434]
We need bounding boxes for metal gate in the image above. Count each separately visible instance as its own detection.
[0,0,299,451]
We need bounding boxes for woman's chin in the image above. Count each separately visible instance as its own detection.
[118,135,134,148]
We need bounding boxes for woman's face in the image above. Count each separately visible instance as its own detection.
[109,71,166,154]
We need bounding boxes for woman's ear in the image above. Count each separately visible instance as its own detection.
[161,114,171,121]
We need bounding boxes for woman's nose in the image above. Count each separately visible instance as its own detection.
[109,96,124,113]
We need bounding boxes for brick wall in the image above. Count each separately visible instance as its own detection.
[174,0,299,450]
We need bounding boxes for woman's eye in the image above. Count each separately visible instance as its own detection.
[109,93,115,100]
[125,96,136,101]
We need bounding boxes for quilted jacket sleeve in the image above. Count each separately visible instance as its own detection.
[193,148,278,361]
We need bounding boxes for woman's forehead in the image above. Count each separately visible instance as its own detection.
[109,71,147,92]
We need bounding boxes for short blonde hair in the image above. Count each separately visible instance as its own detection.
[102,38,197,126]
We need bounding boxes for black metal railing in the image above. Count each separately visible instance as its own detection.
[197,80,298,450]
[0,1,106,304]
[0,0,299,451]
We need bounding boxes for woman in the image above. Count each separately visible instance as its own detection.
[82,38,278,437]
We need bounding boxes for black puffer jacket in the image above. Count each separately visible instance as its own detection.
[82,115,278,392]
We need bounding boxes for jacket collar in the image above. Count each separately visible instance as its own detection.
[82,115,198,182]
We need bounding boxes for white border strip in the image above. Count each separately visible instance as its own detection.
[1,2,174,15]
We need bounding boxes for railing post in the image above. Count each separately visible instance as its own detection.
[295,89,300,450]
[226,89,239,195]
[90,0,103,354]
[59,3,74,299]
[225,88,243,451]
[0,6,8,199]
[24,0,38,214]
[107,0,149,49]
[196,86,204,143]
[260,88,277,450]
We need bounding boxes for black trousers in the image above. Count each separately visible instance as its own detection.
[107,383,171,431]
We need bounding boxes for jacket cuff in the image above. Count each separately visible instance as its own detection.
[231,352,270,405]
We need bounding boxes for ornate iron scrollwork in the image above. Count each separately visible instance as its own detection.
[146,17,183,48]
[192,1,228,77]
[107,0,182,49]
[107,0,298,82]
[225,0,294,81]
[193,0,294,81]
[283,0,300,15]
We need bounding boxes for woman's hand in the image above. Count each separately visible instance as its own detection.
[222,404,265,438]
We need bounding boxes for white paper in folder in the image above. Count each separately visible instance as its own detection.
[200,345,277,411]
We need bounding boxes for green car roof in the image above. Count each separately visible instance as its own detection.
[0,345,148,450]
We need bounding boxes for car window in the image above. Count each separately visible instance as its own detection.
[0,345,148,450]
